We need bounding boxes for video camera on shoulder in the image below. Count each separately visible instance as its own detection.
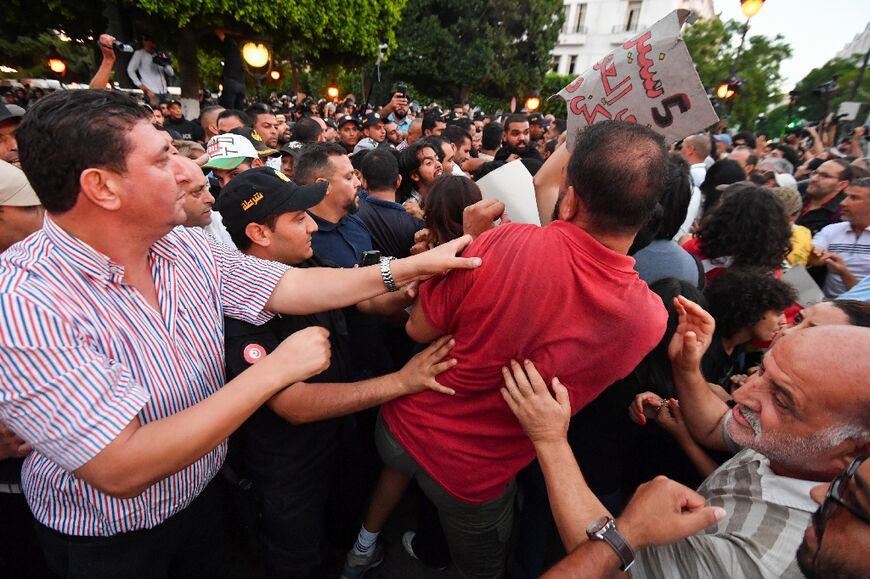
[152,51,172,67]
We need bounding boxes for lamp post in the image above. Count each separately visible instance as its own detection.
[716,0,765,116]
[525,91,541,112]
[47,47,67,81]
[241,41,272,103]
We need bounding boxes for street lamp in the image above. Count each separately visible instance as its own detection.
[269,70,281,81]
[716,0,765,116]
[241,42,270,69]
[326,84,339,100]
[241,41,272,103]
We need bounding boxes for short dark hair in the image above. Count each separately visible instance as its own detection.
[360,149,399,192]
[422,112,443,134]
[245,103,273,123]
[503,114,528,133]
[704,268,795,339]
[700,159,746,213]
[17,89,150,213]
[732,131,757,149]
[481,122,503,150]
[425,176,482,245]
[292,117,322,144]
[293,142,347,185]
[217,109,251,128]
[230,212,280,252]
[565,121,667,232]
[443,125,471,148]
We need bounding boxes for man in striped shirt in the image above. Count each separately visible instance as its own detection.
[503,323,870,578]
[0,89,479,578]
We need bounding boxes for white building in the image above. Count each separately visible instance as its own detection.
[551,0,715,76]
[835,22,870,60]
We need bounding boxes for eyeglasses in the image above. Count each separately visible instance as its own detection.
[816,456,870,540]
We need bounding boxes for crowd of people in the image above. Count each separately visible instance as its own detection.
[0,31,869,579]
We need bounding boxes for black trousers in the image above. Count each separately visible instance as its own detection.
[35,479,226,579]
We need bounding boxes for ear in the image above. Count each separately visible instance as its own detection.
[79,167,122,211]
[315,176,329,194]
[558,186,579,221]
[410,170,421,186]
[361,176,370,191]
[252,158,265,168]
[245,222,271,248]
[395,174,402,190]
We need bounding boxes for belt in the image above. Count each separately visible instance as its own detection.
[0,481,23,494]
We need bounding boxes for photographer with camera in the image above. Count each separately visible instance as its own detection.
[126,34,173,106]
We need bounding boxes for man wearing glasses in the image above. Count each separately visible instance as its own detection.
[797,455,870,579]
[797,158,852,236]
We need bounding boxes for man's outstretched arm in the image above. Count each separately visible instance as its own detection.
[502,360,725,577]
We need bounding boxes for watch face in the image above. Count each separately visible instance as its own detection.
[587,515,611,535]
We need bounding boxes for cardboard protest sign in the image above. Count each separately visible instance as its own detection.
[557,9,718,146]
[476,160,541,226]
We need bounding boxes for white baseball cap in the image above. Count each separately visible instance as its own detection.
[0,161,40,207]
[203,134,259,170]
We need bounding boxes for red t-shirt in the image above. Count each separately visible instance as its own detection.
[382,221,667,503]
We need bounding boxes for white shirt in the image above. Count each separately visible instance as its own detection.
[126,49,174,93]
[812,221,870,297]
[674,185,702,240]
[689,162,707,188]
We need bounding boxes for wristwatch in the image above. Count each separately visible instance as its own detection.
[379,255,398,292]
[586,515,635,571]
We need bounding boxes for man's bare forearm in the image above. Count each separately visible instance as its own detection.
[534,439,610,551]
[268,372,407,424]
[672,367,730,451]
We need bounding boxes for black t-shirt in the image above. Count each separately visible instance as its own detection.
[494,145,543,162]
[224,256,352,487]
[796,193,844,236]
[356,191,425,259]
[164,117,205,142]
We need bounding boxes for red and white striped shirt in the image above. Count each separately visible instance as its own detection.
[0,217,287,536]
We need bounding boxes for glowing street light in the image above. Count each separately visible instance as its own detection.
[525,92,541,112]
[269,70,281,81]
[47,48,67,79]
[740,0,765,18]
[326,84,339,100]
[241,42,270,69]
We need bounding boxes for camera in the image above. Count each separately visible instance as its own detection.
[395,83,408,100]
[152,51,172,67]
[111,40,134,53]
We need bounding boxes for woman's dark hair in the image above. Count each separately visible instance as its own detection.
[700,159,745,213]
[696,186,791,270]
[704,268,795,339]
[424,176,482,245]
[631,278,705,397]
[628,154,692,255]
[831,299,870,327]
[17,89,151,213]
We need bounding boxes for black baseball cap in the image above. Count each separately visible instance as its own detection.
[337,115,360,128]
[361,112,384,129]
[528,113,550,127]
[324,117,337,130]
[218,167,327,239]
[230,127,280,158]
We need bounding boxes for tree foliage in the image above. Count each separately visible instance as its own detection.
[384,0,563,103]
[791,54,870,122]
[683,17,792,130]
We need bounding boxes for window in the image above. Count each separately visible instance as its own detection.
[626,1,641,32]
[574,3,587,33]
[569,55,578,74]
[550,55,561,72]
[562,4,572,33]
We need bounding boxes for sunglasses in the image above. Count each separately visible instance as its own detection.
[815,456,870,541]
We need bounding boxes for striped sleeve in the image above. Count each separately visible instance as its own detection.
[205,230,289,325]
[811,226,831,250]
[631,533,767,578]
[0,293,150,472]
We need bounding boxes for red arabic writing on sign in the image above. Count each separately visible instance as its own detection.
[623,31,664,99]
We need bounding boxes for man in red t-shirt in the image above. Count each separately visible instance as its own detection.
[378,121,670,579]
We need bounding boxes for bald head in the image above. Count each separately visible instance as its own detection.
[407,118,423,145]
[681,134,710,164]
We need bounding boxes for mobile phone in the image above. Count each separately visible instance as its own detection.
[360,250,382,267]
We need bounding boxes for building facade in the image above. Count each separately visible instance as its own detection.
[551,0,715,76]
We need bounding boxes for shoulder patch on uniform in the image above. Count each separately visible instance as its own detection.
[243,343,267,364]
